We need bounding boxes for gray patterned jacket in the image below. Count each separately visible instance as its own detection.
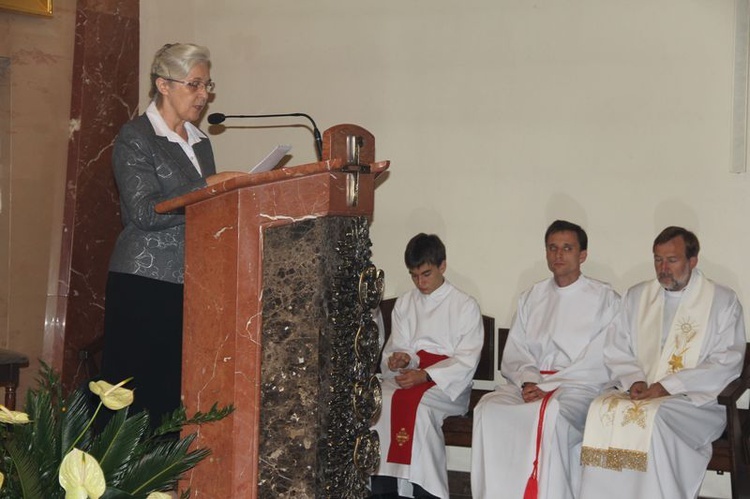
[108,114,216,284]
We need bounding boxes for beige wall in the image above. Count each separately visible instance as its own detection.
[142,0,749,327]
[0,1,76,396]
[141,1,741,494]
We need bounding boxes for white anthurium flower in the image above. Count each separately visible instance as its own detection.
[0,470,4,489]
[88,378,134,410]
[0,405,30,425]
[59,448,106,499]
[146,492,173,499]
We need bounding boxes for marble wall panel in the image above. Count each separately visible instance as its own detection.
[48,0,138,390]
[0,58,9,347]
[259,219,329,497]
[259,216,380,498]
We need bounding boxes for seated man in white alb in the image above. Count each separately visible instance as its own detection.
[370,233,483,499]
[471,220,620,499]
[579,226,746,499]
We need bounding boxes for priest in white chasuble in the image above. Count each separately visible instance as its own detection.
[579,226,746,499]
[471,220,620,499]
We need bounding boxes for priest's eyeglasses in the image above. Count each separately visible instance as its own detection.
[161,77,215,93]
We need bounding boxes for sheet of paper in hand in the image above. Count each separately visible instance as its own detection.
[249,145,292,173]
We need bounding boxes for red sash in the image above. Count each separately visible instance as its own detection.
[523,371,558,499]
[386,350,448,465]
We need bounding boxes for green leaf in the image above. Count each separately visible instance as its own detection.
[0,364,88,497]
[16,392,57,480]
[118,434,210,494]
[3,438,45,499]
[60,389,95,455]
[0,363,228,498]
[154,403,234,436]
[90,410,150,485]
[101,486,137,499]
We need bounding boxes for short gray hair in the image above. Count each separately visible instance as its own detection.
[149,43,211,101]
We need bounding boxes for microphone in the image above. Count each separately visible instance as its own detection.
[208,112,324,162]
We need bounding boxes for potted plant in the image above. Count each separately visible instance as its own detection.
[0,363,232,498]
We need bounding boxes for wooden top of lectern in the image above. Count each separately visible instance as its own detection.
[156,123,388,214]
[155,158,389,214]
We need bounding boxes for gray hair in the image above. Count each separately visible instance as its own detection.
[149,43,211,101]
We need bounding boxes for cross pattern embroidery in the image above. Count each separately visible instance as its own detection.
[396,428,410,447]
[668,317,698,374]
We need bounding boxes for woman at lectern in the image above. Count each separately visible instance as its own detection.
[101,42,243,427]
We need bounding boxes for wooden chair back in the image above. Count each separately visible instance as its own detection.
[709,342,750,499]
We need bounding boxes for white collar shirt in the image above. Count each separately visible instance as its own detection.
[146,100,206,175]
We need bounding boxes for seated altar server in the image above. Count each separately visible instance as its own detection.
[579,226,746,499]
[370,233,483,499]
[471,220,620,499]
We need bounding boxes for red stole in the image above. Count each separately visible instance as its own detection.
[386,350,448,465]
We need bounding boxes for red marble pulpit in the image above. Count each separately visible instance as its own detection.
[156,125,387,498]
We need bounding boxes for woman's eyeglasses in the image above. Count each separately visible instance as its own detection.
[161,77,215,93]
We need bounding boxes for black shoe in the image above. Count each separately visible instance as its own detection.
[412,484,440,499]
[370,475,399,497]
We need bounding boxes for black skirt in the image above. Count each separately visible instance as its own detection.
[101,271,183,427]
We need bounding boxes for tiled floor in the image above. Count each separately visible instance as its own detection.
[448,470,726,499]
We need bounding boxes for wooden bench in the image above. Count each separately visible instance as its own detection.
[379,298,750,498]
[441,329,507,447]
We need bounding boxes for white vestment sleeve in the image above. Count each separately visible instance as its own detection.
[603,292,649,392]
[540,288,620,391]
[426,298,484,400]
[380,300,419,379]
[501,290,542,388]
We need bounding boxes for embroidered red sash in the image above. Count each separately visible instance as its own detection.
[523,371,558,499]
[386,350,448,465]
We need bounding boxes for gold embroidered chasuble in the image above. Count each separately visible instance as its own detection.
[581,272,714,472]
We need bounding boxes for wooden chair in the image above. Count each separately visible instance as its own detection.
[708,342,750,499]
[0,349,29,410]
